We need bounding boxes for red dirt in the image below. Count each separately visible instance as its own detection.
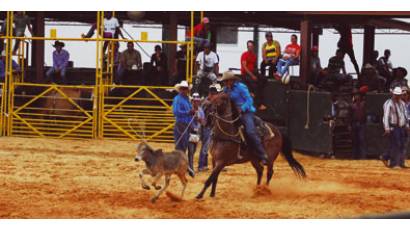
[1,137,410,218]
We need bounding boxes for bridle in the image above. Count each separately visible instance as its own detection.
[209,99,241,138]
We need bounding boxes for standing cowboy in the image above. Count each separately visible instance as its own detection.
[382,86,409,168]
[220,71,269,165]
[172,80,194,153]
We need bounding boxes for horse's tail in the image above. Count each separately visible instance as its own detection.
[280,133,306,179]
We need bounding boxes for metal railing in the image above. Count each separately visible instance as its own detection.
[0,11,202,142]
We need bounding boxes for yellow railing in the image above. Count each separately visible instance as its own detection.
[102,85,175,142]
[0,11,200,142]
[10,83,96,139]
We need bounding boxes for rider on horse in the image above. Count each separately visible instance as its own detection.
[220,71,269,166]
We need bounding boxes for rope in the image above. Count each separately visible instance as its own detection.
[215,119,240,137]
[174,116,195,147]
[304,84,315,129]
[127,118,146,140]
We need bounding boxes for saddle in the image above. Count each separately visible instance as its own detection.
[239,116,275,145]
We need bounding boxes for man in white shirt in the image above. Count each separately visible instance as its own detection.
[194,42,219,96]
[81,12,124,54]
[382,86,409,168]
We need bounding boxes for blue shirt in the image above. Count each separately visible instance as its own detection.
[224,81,256,113]
[0,59,20,79]
[172,93,193,124]
[53,49,70,69]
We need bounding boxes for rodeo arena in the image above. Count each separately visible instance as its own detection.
[2,10,410,219]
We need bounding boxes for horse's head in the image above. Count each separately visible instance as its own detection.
[211,93,232,115]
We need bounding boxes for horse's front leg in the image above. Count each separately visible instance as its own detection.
[139,168,152,190]
[196,162,225,199]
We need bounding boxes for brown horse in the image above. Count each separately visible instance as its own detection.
[196,93,306,199]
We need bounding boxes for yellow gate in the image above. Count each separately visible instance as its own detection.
[0,83,5,136]
[102,85,175,142]
[11,83,96,139]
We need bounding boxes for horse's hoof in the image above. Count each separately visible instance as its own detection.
[150,197,157,203]
[142,185,150,190]
[195,194,204,200]
[210,193,215,198]
[154,185,162,190]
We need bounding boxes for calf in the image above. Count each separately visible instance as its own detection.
[134,142,194,203]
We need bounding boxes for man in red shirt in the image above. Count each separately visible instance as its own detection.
[241,40,267,110]
[186,17,211,49]
[275,34,301,78]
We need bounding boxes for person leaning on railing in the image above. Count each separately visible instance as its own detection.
[115,41,142,85]
[46,41,69,84]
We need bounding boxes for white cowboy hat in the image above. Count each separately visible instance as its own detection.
[220,71,241,82]
[175,80,191,91]
[392,86,404,95]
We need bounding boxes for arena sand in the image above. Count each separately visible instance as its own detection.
[1,137,410,218]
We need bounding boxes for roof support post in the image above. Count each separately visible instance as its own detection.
[162,12,178,79]
[363,25,375,66]
[300,18,312,85]
[31,12,45,82]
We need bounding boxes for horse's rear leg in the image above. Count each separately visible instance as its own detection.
[251,160,264,185]
[196,163,224,199]
[266,163,274,185]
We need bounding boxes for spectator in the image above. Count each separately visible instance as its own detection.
[358,63,385,92]
[382,86,409,168]
[172,44,187,85]
[0,50,21,82]
[0,19,5,53]
[115,41,142,85]
[198,83,222,172]
[377,49,393,91]
[172,80,193,153]
[241,40,267,111]
[275,34,301,79]
[371,50,379,68]
[310,46,322,85]
[351,89,367,159]
[187,93,205,172]
[82,12,124,54]
[12,12,33,55]
[186,17,211,50]
[335,24,360,76]
[390,67,408,91]
[150,45,168,85]
[327,49,347,81]
[46,41,70,84]
[260,32,281,78]
[194,41,219,96]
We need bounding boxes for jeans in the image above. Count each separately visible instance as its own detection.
[188,141,197,171]
[174,122,190,153]
[352,122,366,159]
[276,58,299,76]
[388,126,407,167]
[46,67,67,84]
[198,126,212,169]
[260,59,277,78]
[240,112,268,161]
[194,70,217,96]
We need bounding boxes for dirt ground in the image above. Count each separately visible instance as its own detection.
[1,137,410,218]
